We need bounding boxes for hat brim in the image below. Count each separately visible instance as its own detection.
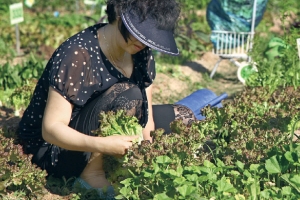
[121,10,179,56]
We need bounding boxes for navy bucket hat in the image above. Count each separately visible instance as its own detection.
[121,8,179,56]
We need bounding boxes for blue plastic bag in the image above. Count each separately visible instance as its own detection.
[207,0,268,49]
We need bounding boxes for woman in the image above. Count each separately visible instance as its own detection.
[18,0,225,198]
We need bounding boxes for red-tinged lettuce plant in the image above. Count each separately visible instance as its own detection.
[113,86,300,199]
[82,86,300,199]
[200,86,300,165]
[0,133,47,199]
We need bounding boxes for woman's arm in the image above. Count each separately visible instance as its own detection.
[142,84,155,142]
[42,87,137,156]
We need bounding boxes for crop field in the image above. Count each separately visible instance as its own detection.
[0,0,300,199]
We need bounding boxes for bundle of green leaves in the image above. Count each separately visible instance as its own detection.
[92,110,143,187]
[95,110,143,140]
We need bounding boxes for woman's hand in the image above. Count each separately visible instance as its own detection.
[99,135,139,157]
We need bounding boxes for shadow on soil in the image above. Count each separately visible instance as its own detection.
[183,61,210,74]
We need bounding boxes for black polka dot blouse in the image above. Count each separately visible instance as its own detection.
[18,23,156,149]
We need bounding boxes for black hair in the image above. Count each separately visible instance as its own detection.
[105,0,181,42]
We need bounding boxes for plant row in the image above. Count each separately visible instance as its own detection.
[107,86,300,199]
[1,86,299,199]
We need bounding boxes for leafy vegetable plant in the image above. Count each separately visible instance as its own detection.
[106,87,300,199]
[0,133,47,199]
[92,110,143,189]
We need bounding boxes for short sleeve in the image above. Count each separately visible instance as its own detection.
[49,44,101,106]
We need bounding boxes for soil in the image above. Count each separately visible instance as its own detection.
[152,52,244,104]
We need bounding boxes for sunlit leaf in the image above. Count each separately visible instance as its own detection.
[265,156,282,174]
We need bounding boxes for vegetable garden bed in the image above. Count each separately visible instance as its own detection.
[0,0,300,199]
[0,86,299,199]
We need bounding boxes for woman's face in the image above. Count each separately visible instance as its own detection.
[127,34,147,54]
[115,20,146,54]
[119,32,147,55]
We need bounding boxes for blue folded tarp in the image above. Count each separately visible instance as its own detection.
[175,89,228,120]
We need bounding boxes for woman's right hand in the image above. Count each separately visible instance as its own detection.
[99,135,140,157]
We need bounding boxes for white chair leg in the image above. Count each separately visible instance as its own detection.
[210,57,222,78]
[229,58,242,68]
